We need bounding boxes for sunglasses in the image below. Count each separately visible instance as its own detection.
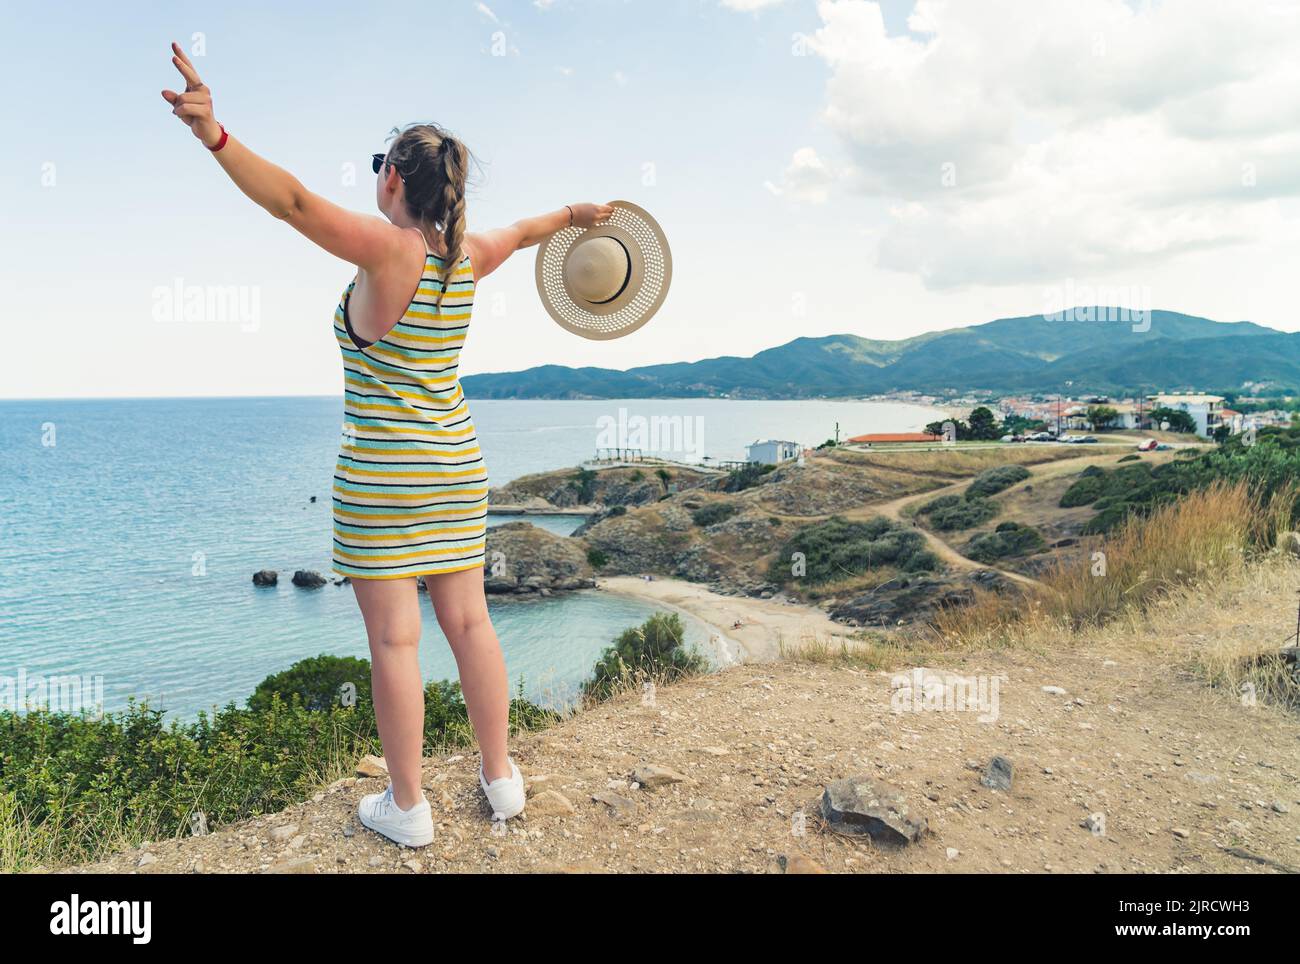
[371,153,405,178]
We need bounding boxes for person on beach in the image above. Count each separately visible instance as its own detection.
[162,42,613,847]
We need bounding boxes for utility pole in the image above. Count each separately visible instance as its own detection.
[835,421,840,445]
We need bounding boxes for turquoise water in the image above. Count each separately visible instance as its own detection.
[0,396,936,718]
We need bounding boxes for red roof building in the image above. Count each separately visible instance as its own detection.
[847,432,943,444]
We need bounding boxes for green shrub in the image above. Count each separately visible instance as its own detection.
[928,497,998,531]
[965,522,1045,563]
[1117,454,1140,463]
[766,515,937,585]
[966,464,1031,498]
[723,463,776,492]
[901,549,941,572]
[691,502,740,527]
[248,654,371,713]
[918,494,962,515]
[586,548,609,569]
[0,657,557,871]
[583,612,707,701]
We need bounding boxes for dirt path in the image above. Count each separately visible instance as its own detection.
[69,637,1300,875]
[847,450,1173,590]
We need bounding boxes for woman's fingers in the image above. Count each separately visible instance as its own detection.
[170,42,205,90]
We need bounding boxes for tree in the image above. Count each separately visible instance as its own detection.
[1148,407,1196,434]
[968,406,1001,440]
[925,418,969,440]
[1086,405,1119,430]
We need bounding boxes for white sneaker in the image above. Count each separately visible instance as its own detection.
[357,784,434,847]
[479,757,526,821]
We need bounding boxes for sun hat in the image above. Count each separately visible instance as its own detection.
[534,199,672,340]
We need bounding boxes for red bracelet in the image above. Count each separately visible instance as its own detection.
[206,123,229,152]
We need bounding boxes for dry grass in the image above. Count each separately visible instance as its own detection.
[920,480,1300,710]
[831,446,1087,478]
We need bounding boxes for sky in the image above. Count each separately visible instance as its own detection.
[2,0,1298,398]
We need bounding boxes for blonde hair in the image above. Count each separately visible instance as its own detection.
[385,123,474,308]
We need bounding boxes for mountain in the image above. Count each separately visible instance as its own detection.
[462,309,1297,399]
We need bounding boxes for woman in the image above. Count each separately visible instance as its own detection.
[162,42,612,847]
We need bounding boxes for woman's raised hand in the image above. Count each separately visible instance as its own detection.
[160,41,223,148]
[569,202,616,228]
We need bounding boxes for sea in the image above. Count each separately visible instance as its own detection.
[0,396,940,718]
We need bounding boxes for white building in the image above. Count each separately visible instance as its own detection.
[746,439,800,465]
[1148,393,1225,437]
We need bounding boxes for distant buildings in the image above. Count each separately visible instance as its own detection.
[746,439,801,465]
[1147,393,1225,437]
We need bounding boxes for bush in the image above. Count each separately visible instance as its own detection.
[966,464,1030,499]
[0,657,558,871]
[901,549,941,572]
[248,654,371,712]
[691,502,739,527]
[723,463,776,493]
[1117,454,1140,463]
[918,494,962,515]
[965,522,1045,563]
[586,548,609,569]
[767,516,936,585]
[928,497,998,531]
[583,612,707,701]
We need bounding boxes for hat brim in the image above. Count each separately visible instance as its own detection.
[534,199,672,340]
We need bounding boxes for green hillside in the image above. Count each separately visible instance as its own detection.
[463,309,1294,399]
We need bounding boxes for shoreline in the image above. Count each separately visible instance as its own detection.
[595,575,860,662]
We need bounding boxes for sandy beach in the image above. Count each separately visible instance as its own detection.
[596,575,859,662]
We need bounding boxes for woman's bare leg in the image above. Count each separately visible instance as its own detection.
[351,576,425,810]
[423,568,511,782]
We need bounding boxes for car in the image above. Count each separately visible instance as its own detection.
[1136,438,1158,452]
[1078,436,1098,443]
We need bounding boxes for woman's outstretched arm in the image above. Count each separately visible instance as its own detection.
[467,203,615,281]
[160,41,405,271]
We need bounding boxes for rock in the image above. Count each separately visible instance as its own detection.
[946,847,960,861]
[482,522,596,595]
[292,569,328,589]
[1272,800,1290,814]
[591,791,637,819]
[1082,813,1106,834]
[631,764,686,789]
[1041,685,1068,695]
[821,776,928,846]
[1276,531,1300,557]
[782,854,827,874]
[402,859,423,874]
[1172,827,1191,839]
[367,855,385,867]
[137,853,157,868]
[252,569,278,587]
[529,789,577,816]
[269,823,299,842]
[265,856,317,874]
[980,755,1014,791]
[356,754,389,778]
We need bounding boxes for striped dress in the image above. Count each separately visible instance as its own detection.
[331,249,487,580]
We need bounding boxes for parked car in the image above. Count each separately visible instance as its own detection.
[1136,438,1158,452]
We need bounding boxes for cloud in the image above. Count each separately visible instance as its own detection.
[799,0,1300,290]
[475,2,499,22]
[721,0,790,10]
[765,147,843,204]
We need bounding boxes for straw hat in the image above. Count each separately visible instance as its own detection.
[535,200,672,340]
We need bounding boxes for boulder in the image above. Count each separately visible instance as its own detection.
[252,569,278,587]
[292,570,328,589]
[980,755,1014,791]
[482,522,595,595]
[821,776,927,846]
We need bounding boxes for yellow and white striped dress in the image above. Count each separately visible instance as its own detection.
[331,250,487,579]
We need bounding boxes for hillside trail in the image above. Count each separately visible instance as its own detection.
[838,450,1137,590]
